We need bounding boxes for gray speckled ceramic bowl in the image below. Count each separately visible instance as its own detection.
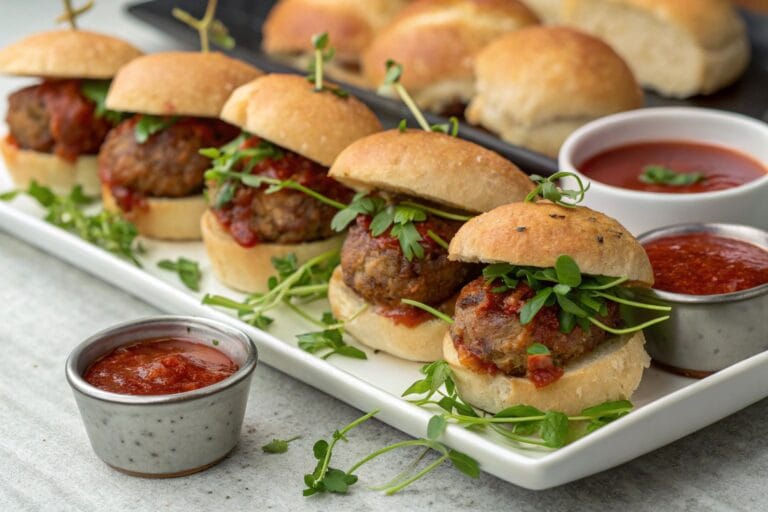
[66,316,258,477]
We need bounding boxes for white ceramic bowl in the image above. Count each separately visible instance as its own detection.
[559,107,768,235]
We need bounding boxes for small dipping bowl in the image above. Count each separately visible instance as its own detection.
[625,224,768,377]
[559,107,768,235]
[66,316,258,477]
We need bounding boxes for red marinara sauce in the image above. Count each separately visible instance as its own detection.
[643,233,768,295]
[84,337,239,395]
[374,303,435,328]
[579,141,766,194]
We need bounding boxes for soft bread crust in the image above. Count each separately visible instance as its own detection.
[263,0,407,62]
[105,52,262,117]
[561,0,749,97]
[466,26,642,156]
[362,0,539,112]
[220,74,381,166]
[328,129,534,213]
[448,202,654,285]
[522,0,563,23]
[1,138,99,195]
[201,210,344,293]
[102,185,206,240]
[328,266,446,361]
[0,30,142,78]
[443,331,650,415]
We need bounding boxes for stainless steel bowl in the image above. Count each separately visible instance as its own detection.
[66,316,258,477]
[626,223,768,376]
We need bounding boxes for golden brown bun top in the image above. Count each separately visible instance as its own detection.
[363,0,539,89]
[474,26,642,124]
[448,201,654,285]
[220,74,381,166]
[105,52,262,117]
[262,0,409,61]
[329,129,534,213]
[0,30,142,79]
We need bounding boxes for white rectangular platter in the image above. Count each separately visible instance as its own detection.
[2,180,767,490]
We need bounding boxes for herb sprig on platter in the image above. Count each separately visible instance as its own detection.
[157,257,202,291]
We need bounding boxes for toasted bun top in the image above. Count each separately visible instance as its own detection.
[448,201,654,285]
[329,129,534,213]
[262,0,408,61]
[363,0,538,90]
[0,30,142,79]
[105,52,262,117]
[220,73,381,166]
[473,26,642,125]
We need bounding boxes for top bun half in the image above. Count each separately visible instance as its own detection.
[448,201,654,285]
[0,30,142,79]
[105,52,263,118]
[329,129,534,213]
[220,73,382,166]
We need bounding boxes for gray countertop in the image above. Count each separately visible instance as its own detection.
[1,2,767,511]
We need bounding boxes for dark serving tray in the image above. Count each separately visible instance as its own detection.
[127,0,768,176]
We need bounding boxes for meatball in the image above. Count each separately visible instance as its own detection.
[6,85,52,152]
[451,276,620,375]
[99,115,239,199]
[341,215,475,306]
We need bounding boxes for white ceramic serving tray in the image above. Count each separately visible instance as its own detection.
[2,175,767,490]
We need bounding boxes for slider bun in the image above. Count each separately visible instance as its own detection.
[466,26,642,157]
[0,138,99,195]
[220,74,381,166]
[262,0,407,62]
[443,331,649,415]
[0,30,141,79]
[362,0,539,113]
[328,266,445,362]
[201,210,344,293]
[105,52,262,117]
[521,0,563,23]
[329,129,534,213]
[561,0,750,98]
[102,185,206,240]
[448,201,654,285]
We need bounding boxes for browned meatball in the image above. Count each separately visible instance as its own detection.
[451,277,620,375]
[341,214,475,307]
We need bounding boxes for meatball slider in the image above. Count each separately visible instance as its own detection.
[0,30,141,194]
[327,129,534,362]
[444,201,664,414]
[201,74,382,292]
[98,52,262,239]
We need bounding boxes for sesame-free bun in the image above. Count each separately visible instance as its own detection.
[362,0,539,113]
[328,267,446,361]
[102,185,206,240]
[521,0,563,23]
[220,74,382,166]
[561,0,750,98]
[201,210,345,293]
[0,138,99,195]
[105,52,262,118]
[0,30,142,79]
[443,331,650,415]
[466,26,642,157]
[448,201,654,285]
[329,129,534,213]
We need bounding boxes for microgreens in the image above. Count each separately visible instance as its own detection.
[80,80,127,125]
[524,171,590,207]
[1,181,142,266]
[157,257,201,291]
[306,33,349,98]
[57,0,92,29]
[134,115,178,144]
[263,436,301,454]
[172,0,234,52]
[639,165,705,186]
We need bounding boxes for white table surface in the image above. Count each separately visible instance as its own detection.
[1,2,767,511]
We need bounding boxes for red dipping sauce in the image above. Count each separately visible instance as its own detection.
[580,141,766,194]
[643,233,768,295]
[84,337,239,395]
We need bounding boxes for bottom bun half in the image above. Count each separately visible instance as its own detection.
[443,331,650,415]
[1,139,100,195]
[202,209,344,293]
[328,266,446,362]
[102,185,205,240]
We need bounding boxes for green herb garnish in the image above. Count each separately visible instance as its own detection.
[306,33,349,98]
[400,299,454,325]
[134,115,177,144]
[57,0,92,29]
[526,343,551,355]
[639,165,705,186]
[524,171,590,207]
[80,80,126,124]
[157,257,201,291]
[172,0,234,52]
[263,436,301,454]
[297,327,367,360]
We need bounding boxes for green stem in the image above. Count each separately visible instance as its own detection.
[593,291,672,311]
[384,454,448,495]
[371,447,431,491]
[399,200,473,221]
[313,410,379,487]
[283,301,328,328]
[426,230,449,250]
[314,49,323,91]
[589,315,671,335]
[394,84,430,132]
[490,425,549,447]
[286,284,329,296]
[347,439,433,475]
[580,276,629,290]
[400,299,453,324]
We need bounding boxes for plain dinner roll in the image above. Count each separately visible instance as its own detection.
[521,0,563,23]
